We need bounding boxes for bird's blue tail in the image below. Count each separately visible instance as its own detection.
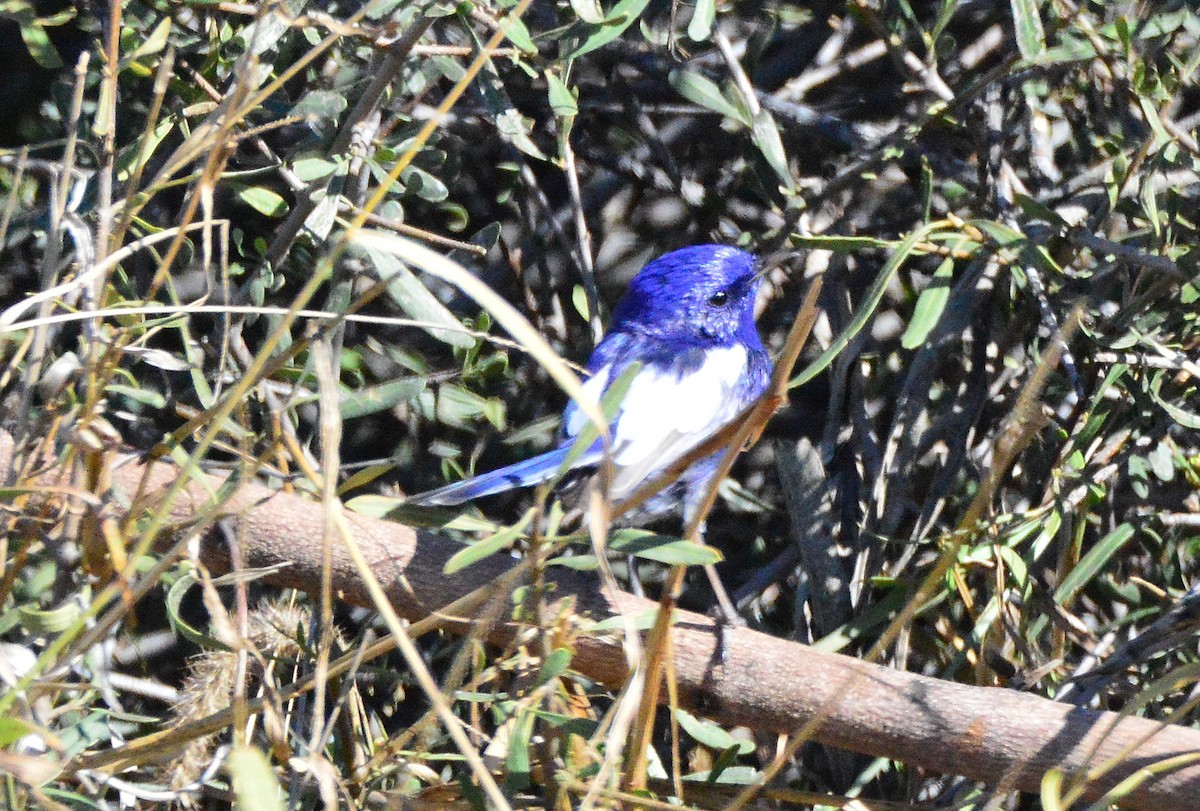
[407,445,582,506]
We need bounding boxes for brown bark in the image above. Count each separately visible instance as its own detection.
[5,431,1199,809]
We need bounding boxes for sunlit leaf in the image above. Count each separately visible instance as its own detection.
[610,529,723,565]
[227,745,284,811]
[687,0,715,41]
[561,0,653,59]
[1054,523,1135,605]
[570,0,605,24]
[902,251,956,349]
[1010,0,1046,60]
[238,187,288,217]
[340,377,426,420]
[360,243,476,349]
[675,709,754,754]
[546,71,578,118]
[443,510,534,573]
[668,69,750,125]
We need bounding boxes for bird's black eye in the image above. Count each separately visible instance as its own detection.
[708,290,729,307]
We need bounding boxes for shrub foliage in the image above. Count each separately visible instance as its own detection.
[1,0,1198,808]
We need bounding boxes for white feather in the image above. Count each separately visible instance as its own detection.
[564,364,612,439]
[607,344,749,498]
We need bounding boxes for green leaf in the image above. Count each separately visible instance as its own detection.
[292,157,339,181]
[1030,509,1062,562]
[529,709,598,737]
[571,284,590,321]
[1149,373,1200,429]
[793,221,946,387]
[750,109,795,191]
[1013,193,1068,228]
[505,711,534,791]
[1054,523,1136,605]
[546,71,578,118]
[443,510,534,574]
[466,221,502,255]
[561,0,653,59]
[969,219,1025,246]
[361,244,475,348]
[789,234,896,252]
[547,552,602,570]
[166,573,228,650]
[436,384,505,429]
[339,462,393,494]
[682,765,761,784]
[302,188,340,241]
[919,155,933,222]
[345,494,405,518]
[495,108,548,161]
[226,745,284,811]
[439,200,471,232]
[456,690,509,702]
[115,118,174,183]
[238,187,288,217]
[549,534,722,569]
[107,383,167,409]
[570,0,605,24]
[687,0,715,41]
[340,377,426,420]
[994,544,1029,589]
[1140,7,1191,38]
[1132,97,1171,153]
[675,709,754,754]
[537,647,573,684]
[10,9,62,69]
[129,17,172,61]
[1148,440,1175,482]
[668,69,750,125]
[403,166,450,202]
[610,529,723,565]
[585,608,667,632]
[1010,0,1046,60]
[901,251,956,349]
[17,602,81,634]
[0,715,44,748]
[289,89,349,122]
[812,587,908,653]
[499,16,538,54]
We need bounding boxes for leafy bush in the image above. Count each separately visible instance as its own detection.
[1,0,1198,807]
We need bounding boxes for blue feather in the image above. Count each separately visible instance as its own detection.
[407,444,599,506]
[406,244,772,520]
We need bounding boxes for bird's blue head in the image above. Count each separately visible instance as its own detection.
[609,245,762,349]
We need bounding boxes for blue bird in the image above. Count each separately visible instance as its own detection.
[408,244,773,525]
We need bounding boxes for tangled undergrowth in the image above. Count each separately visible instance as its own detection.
[1,0,1199,808]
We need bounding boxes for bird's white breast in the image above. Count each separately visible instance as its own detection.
[610,344,749,495]
[562,344,751,498]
